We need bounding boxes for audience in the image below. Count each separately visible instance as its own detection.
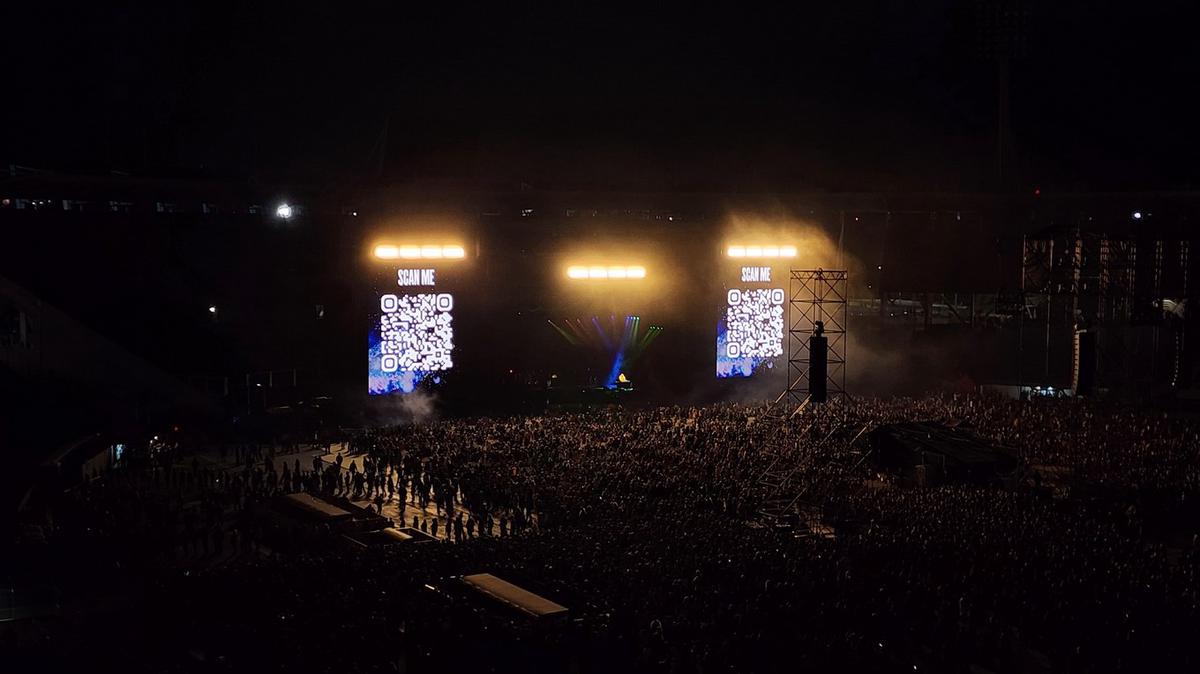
[25,394,1200,672]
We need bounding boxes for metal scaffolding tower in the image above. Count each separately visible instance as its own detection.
[784,269,848,414]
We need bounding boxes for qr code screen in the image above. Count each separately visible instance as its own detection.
[724,287,785,359]
[377,293,455,373]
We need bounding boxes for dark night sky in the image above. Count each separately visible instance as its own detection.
[3,1,1197,191]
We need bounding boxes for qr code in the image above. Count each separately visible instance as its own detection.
[378,293,454,372]
[725,288,784,359]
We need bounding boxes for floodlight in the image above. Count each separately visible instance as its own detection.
[565,265,647,279]
[375,244,465,260]
[374,245,401,259]
[726,244,797,258]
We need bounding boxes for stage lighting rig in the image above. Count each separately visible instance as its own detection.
[373,244,466,260]
[726,245,797,258]
[565,265,647,280]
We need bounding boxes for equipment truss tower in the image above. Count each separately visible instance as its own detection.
[786,269,848,412]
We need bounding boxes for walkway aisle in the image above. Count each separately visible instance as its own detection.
[320,447,503,540]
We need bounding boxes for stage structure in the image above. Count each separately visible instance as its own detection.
[1020,227,1192,391]
[547,315,662,388]
[784,269,848,414]
[756,420,874,531]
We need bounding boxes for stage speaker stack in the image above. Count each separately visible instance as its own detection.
[1073,330,1097,396]
[810,329,828,403]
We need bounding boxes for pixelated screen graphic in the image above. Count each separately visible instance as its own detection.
[368,268,454,394]
[716,272,785,378]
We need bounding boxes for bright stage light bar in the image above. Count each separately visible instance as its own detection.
[726,245,797,258]
[566,265,647,280]
[374,244,466,260]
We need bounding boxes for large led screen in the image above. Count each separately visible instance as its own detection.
[716,265,784,377]
[368,267,455,394]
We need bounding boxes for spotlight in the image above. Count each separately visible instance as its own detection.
[208,305,217,314]
[275,203,294,219]
[1132,211,1143,220]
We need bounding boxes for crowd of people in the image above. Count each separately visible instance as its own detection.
[12,394,1200,672]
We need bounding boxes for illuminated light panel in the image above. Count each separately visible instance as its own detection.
[374,244,466,260]
[565,265,647,279]
[726,245,797,258]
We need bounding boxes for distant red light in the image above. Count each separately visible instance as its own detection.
[1034,188,1041,196]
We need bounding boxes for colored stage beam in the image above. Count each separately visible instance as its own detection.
[547,320,578,345]
[591,316,613,351]
[566,318,594,347]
